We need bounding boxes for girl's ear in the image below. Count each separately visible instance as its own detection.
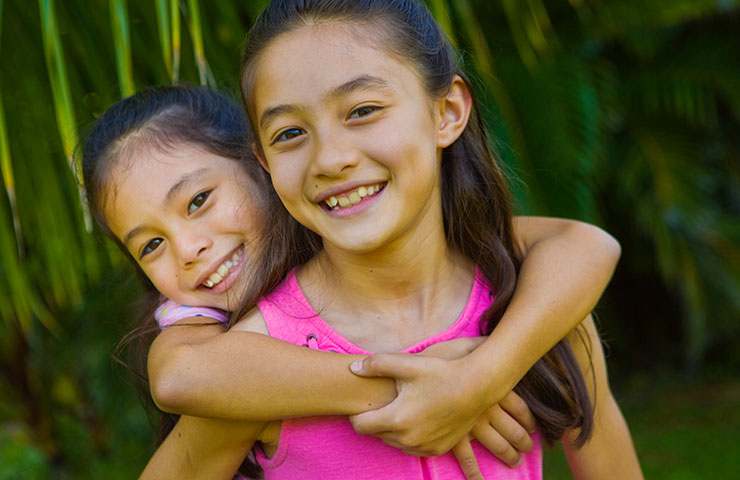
[436,75,472,149]
[253,142,270,172]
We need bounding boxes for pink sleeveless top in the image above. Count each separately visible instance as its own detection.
[254,269,542,480]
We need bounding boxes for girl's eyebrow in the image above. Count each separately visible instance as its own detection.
[259,74,392,132]
[163,167,210,205]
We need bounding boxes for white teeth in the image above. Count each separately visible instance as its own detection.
[324,183,384,210]
[202,247,244,288]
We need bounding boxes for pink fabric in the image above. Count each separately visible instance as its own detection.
[255,269,542,480]
[155,299,228,328]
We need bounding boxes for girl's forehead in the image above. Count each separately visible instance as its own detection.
[251,22,424,121]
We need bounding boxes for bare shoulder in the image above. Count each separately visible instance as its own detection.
[230,306,269,335]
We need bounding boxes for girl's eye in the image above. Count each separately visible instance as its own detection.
[350,105,380,118]
[272,127,305,145]
[140,238,163,259]
[188,190,211,214]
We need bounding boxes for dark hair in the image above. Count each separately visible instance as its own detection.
[238,0,594,447]
[81,85,267,477]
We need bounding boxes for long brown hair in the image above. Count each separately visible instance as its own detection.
[237,0,594,447]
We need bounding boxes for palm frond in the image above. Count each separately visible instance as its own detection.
[171,0,181,83]
[184,0,216,87]
[38,0,91,231]
[155,0,173,80]
[109,0,135,97]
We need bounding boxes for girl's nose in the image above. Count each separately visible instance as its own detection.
[312,132,360,177]
[174,233,213,267]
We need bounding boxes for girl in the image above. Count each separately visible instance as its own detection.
[142,0,640,477]
[84,85,621,479]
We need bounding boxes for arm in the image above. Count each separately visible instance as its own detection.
[139,415,262,479]
[562,315,643,479]
[149,310,397,419]
[349,217,621,453]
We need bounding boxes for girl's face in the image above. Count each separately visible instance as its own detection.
[252,22,457,256]
[103,144,263,310]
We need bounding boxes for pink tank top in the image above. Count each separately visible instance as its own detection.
[255,269,542,480]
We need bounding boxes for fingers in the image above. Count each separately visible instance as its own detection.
[486,406,534,454]
[452,437,484,480]
[350,353,422,378]
[349,409,390,436]
[499,391,537,435]
[470,420,523,468]
[350,410,454,456]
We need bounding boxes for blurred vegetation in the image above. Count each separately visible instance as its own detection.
[0,0,738,477]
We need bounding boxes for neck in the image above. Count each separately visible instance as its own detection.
[299,207,475,332]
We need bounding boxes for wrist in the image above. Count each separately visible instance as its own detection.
[460,346,518,405]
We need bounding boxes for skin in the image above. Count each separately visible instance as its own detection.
[134,23,636,480]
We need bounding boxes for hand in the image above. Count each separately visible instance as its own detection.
[439,393,537,479]
[349,354,490,456]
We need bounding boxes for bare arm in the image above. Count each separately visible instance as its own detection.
[467,216,622,398]
[562,315,643,479]
[148,311,396,419]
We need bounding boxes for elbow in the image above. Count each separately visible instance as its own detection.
[574,221,622,267]
[148,345,197,414]
[596,225,621,267]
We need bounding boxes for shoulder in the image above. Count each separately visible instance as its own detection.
[231,306,269,336]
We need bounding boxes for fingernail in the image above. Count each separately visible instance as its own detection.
[351,360,363,373]
[514,457,523,468]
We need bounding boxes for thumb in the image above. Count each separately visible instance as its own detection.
[349,353,423,379]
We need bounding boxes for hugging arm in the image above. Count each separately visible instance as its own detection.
[148,217,619,447]
[349,217,622,455]
[148,315,397,420]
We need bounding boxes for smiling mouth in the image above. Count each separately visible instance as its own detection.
[323,183,386,211]
[203,246,244,288]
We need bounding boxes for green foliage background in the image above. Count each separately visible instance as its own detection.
[0,0,738,477]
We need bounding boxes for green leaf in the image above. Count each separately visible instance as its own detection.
[171,0,181,82]
[38,0,91,231]
[109,0,135,97]
[185,0,215,87]
[155,0,172,80]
